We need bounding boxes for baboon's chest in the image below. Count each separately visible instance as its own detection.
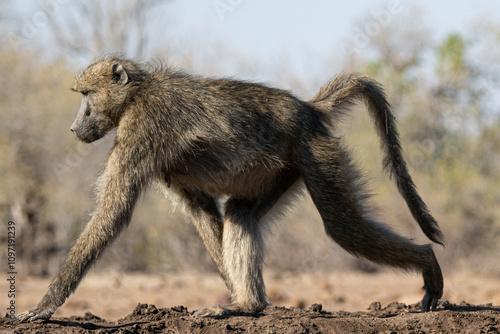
[169,154,287,198]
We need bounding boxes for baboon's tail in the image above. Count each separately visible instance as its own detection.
[309,73,445,246]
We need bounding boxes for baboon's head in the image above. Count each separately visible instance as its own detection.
[70,57,147,143]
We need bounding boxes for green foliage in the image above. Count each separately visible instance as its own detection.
[436,33,468,81]
[362,30,500,273]
[0,8,499,277]
[364,60,382,77]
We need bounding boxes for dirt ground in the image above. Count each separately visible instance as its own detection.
[2,271,500,333]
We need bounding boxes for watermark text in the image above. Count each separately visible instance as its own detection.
[6,221,17,322]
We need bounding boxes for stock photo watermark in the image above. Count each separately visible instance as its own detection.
[8,0,69,50]
[407,75,500,169]
[213,0,244,21]
[340,0,402,57]
[6,221,17,322]
[53,140,105,183]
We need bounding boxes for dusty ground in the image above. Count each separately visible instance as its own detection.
[2,271,500,333]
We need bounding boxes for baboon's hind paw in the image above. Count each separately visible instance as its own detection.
[421,292,439,312]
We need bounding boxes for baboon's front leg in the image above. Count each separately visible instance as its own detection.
[17,150,145,322]
[193,167,301,317]
[180,189,232,291]
[192,197,269,317]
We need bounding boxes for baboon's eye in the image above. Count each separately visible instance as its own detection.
[79,89,94,96]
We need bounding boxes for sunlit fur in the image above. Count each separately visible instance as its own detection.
[17,56,443,322]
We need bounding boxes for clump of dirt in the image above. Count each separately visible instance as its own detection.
[2,301,499,333]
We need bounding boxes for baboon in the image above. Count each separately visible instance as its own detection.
[18,56,444,321]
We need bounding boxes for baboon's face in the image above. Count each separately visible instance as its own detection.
[70,60,129,143]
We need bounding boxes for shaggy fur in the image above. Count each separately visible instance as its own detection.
[18,56,443,322]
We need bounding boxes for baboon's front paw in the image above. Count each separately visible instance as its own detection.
[192,303,264,318]
[17,307,54,323]
[192,305,229,317]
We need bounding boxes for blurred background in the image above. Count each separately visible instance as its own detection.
[1,0,499,280]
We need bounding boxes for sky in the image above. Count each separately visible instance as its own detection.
[164,0,498,63]
[137,0,499,89]
[167,1,496,50]
[8,0,500,86]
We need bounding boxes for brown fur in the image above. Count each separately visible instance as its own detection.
[17,56,443,322]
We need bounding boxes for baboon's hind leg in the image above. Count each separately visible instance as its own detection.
[298,135,443,311]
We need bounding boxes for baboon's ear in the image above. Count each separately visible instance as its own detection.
[112,63,128,85]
